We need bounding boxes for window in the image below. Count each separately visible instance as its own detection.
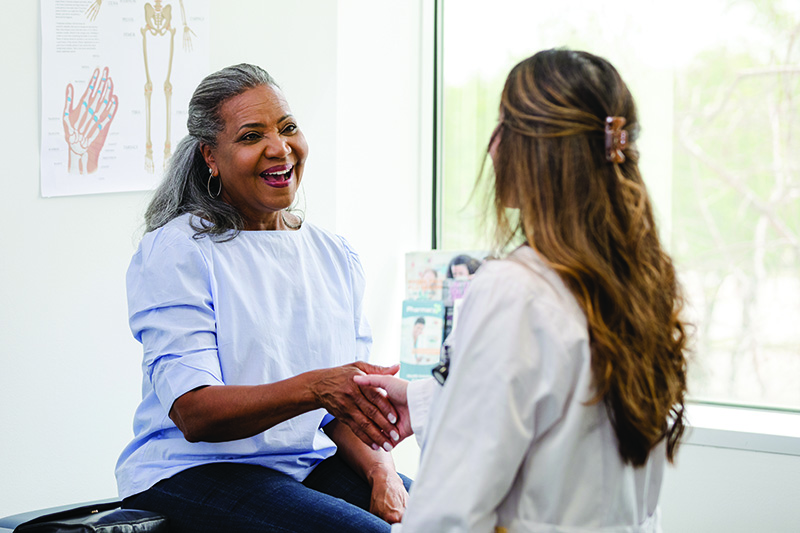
[436,0,800,410]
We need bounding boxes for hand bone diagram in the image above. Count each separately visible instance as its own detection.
[62,67,119,174]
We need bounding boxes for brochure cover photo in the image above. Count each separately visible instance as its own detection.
[399,299,445,380]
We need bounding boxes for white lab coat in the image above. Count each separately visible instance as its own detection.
[394,246,664,533]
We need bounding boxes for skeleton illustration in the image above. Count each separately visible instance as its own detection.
[85,0,194,172]
[62,66,119,174]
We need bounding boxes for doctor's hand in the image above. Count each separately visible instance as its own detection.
[354,374,413,441]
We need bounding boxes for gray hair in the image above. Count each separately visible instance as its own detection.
[144,63,280,239]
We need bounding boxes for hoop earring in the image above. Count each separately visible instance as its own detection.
[281,182,306,229]
[207,169,222,198]
[281,210,302,230]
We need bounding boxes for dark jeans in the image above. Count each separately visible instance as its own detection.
[122,454,413,533]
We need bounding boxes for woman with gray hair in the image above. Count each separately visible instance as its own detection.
[116,64,410,533]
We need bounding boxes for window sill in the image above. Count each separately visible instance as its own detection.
[684,403,800,456]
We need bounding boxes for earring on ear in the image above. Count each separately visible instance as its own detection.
[207,168,222,198]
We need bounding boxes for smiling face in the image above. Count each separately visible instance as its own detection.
[201,84,308,230]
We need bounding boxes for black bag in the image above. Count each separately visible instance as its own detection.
[13,501,168,533]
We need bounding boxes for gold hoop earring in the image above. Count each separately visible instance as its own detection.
[207,169,222,198]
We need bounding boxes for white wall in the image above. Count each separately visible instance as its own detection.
[335,0,432,366]
[335,0,433,488]
[661,442,800,532]
[2,1,146,515]
[2,2,798,532]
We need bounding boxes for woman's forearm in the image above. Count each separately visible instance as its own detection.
[168,362,403,447]
[323,418,398,480]
[324,418,408,523]
[169,371,320,442]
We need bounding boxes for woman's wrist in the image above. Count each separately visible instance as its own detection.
[365,459,399,487]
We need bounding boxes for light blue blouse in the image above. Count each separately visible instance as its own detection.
[115,213,372,499]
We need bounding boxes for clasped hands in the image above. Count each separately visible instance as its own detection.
[356,372,413,446]
[313,362,412,452]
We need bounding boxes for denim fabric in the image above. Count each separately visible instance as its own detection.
[122,454,413,533]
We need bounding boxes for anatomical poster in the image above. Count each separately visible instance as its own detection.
[40,0,210,197]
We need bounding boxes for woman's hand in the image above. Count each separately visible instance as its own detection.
[310,362,402,451]
[367,467,408,524]
[323,418,408,523]
[354,374,412,441]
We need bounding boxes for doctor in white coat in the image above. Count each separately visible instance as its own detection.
[357,49,691,533]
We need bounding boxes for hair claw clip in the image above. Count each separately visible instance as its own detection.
[605,116,628,164]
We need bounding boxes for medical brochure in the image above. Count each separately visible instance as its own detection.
[400,250,488,380]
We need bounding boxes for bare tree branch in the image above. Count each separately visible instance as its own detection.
[679,129,799,248]
[702,66,800,121]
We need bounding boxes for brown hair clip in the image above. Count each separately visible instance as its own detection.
[605,116,628,164]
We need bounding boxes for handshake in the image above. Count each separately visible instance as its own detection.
[318,362,416,453]
[355,372,414,451]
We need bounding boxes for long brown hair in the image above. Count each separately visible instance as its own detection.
[490,49,689,465]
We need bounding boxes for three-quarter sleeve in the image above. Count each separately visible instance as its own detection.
[127,228,224,414]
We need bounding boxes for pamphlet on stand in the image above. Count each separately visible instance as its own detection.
[400,250,488,380]
[399,299,445,380]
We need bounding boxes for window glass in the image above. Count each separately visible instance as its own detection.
[439,0,800,410]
